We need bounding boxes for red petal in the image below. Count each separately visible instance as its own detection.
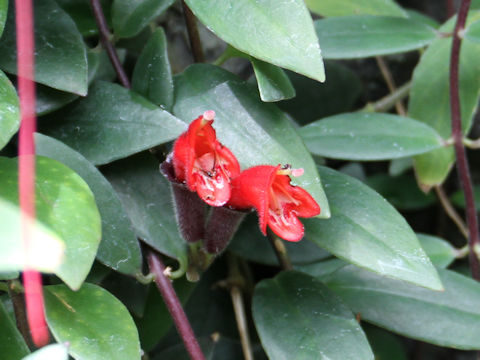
[272,175,320,218]
[268,209,305,242]
[194,168,231,206]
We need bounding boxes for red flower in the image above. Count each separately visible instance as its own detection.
[172,110,240,206]
[228,165,320,242]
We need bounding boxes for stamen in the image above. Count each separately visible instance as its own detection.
[203,110,216,121]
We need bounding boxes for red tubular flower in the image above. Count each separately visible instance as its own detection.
[172,110,240,206]
[228,165,320,242]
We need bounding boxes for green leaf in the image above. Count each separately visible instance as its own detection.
[450,185,480,210]
[325,265,480,349]
[0,297,30,360]
[306,0,407,17]
[315,16,437,59]
[250,57,295,102]
[279,62,362,125]
[300,113,443,160]
[365,327,407,360]
[0,197,64,273]
[22,344,68,360]
[296,258,348,278]
[417,233,457,268]
[465,19,480,44]
[229,213,330,266]
[0,0,88,95]
[173,64,330,218]
[253,271,374,360]
[411,13,480,188]
[56,0,110,37]
[45,283,141,360]
[103,153,188,273]
[0,271,19,280]
[406,9,440,29]
[112,0,175,38]
[305,166,442,290]
[185,0,325,82]
[40,81,186,165]
[0,157,101,290]
[0,0,7,40]
[35,134,142,276]
[366,173,436,210]
[132,28,174,111]
[0,69,19,150]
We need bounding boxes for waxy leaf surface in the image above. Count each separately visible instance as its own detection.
[306,0,406,17]
[250,58,295,102]
[0,69,19,150]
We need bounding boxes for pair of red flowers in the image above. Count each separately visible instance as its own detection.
[170,110,320,242]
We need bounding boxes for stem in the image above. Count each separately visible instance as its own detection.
[147,252,205,360]
[434,186,469,239]
[449,0,480,280]
[182,1,204,63]
[89,0,131,88]
[375,56,406,116]
[228,255,253,360]
[267,230,292,270]
[364,81,412,113]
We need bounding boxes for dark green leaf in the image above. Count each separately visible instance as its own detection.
[36,84,78,117]
[0,298,30,360]
[41,81,186,165]
[0,0,88,95]
[0,0,7,38]
[306,0,407,17]
[300,113,443,160]
[411,13,480,188]
[56,0,111,37]
[132,28,174,111]
[315,16,436,59]
[325,265,480,349]
[365,327,407,360]
[103,153,188,273]
[250,57,295,102]
[0,197,64,273]
[173,64,330,217]
[417,233,457,268]
[253,271,374,360]
[45,283,141,359]
[279,62,362,125]
[35,134,142,276]
[112,0,175,38]
[295,258,347,278]
[406,9,440,29]
[366,174,436,210]
[450,185,480,210]
[185,0,325,82]
[0,157,101,290]
[229,213,330,266]
[0,69,19,150]
[22,344,68,360]
[305,166,442,290]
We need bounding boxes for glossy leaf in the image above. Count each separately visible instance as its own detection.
[112,0,175,38]
[229,214,330,266]
[132,28,174,111]
[0,0,6,38]
[0,0,88,95]
[173,64,330,217]
[0,197,64,273]
[325,265,480,349]
[41,81,186,165]
[366,174,436,210]
[22,344,68,360]
[411,13,480,188]
[0,157,101,290]
[406,9,439,29]
[103,153,188,273]
[300,113,443,160]
[35,134,142,276]
[417,233,457,268]
[305,166,442,290]
[0,296,30,360]
[0,69,19,150]
[306,0,407,17]
[44,283,141,360]
[56,0,109,37]
[250,57,295,102]
[185,0,325,82]
[315,16,437,59]
[279,62,362,125]
[296,258,347,279]
[253,271,374,360]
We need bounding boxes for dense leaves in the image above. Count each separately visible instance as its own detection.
[0,299,30,360]
[0,70,19,150]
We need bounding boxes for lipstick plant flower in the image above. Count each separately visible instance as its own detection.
[228,165,320,242]
[172,110,240,207]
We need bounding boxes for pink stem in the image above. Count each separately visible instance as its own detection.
[15,0,49,346]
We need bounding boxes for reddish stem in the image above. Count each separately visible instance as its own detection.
[15,0,49,346]
[147,252,205,360]
[449,0,480,280]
